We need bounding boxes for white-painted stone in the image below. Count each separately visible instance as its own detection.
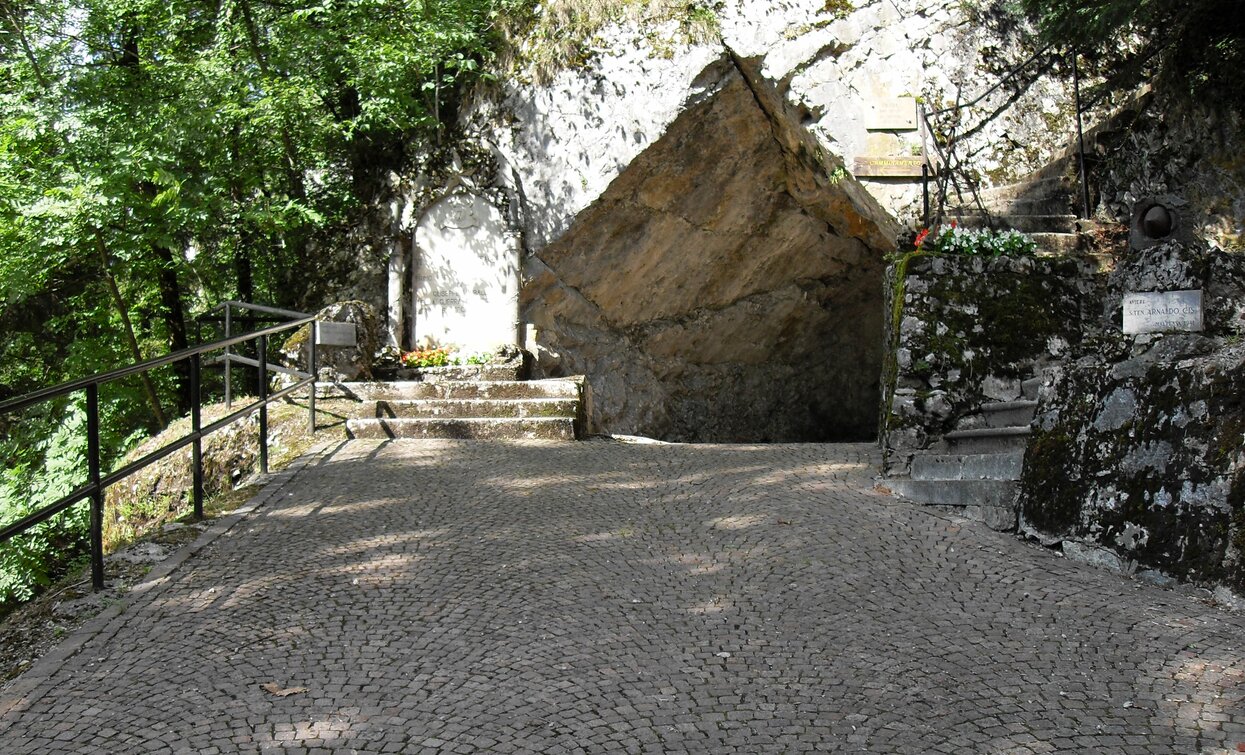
[413,193,519,353]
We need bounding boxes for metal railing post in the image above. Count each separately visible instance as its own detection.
[1072,49,1091,220]
[86,384,104,591]
[307,321,317,434]
[921,164,930,229]
[191,353,203,519]
[223,304,233,409]
[257,333,268,475]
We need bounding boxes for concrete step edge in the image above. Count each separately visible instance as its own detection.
[889,478,1019,507]
[943,426,1032,441]
[981,400,1038,413]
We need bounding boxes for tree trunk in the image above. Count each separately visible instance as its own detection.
[95,234,167,429]
[151,243,191,413]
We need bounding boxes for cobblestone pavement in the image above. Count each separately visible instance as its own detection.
[1,439,1243,754]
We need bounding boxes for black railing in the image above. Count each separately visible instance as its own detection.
[0,310,318,591]
[196,301,314,410]
[918,46,1090,228]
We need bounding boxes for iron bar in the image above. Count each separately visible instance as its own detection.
[203,300,309,321]
[258,334,268,475]
[0,484,93,542]
[191,353,203,519]
[0,304,313,594]
[204,354,308,379]
[922,164,930,229]
[87,384,104,591]
[1071,50,1092,220]
[0,316,313,417]
[224,305,232,409]
[308,322,317,434]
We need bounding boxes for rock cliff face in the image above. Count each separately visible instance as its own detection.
[521,70,886,440]
[335,0,1096,441]
[469,0,1090,441]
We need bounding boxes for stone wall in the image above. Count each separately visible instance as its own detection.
[1019,243,1245,602]
[883,253,1101,472]
[882,242,1245,600]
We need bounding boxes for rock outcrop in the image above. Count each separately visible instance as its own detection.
[1019,242,1245,601]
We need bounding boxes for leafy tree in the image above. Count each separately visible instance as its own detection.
[1018,0,1245,102]
[0,0,518,608]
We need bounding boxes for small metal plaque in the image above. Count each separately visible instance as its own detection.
[853,155,929,178]
[316,321,357,347]
[866,97,917,131]
[1122,290,1204,334]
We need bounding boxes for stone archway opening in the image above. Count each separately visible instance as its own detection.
[522,61,896,443]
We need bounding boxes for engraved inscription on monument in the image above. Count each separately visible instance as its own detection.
[866,96,917,131]
[1122,290,1204,334]
[853,155,929,178]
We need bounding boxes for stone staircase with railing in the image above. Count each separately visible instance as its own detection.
[317,369,586,441]
[946,174,1084,256]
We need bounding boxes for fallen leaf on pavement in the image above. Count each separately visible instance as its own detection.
[261,682,308,697]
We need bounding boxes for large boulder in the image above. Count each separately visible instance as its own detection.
[280,301,381,382]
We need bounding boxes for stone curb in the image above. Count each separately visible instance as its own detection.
[0,440,342,729]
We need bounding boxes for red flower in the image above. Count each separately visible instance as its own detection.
[914,228,931,249]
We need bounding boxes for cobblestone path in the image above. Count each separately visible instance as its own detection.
[1,439,1243,753]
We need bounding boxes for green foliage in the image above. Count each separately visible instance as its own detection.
[0,0,518,609]
[400,346,455,367]
[1015,0,1245,103]
[0,402,90,606]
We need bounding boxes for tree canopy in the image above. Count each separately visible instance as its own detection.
[1018,0,1245,102]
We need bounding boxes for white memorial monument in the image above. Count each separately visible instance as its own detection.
[403,193,520,354]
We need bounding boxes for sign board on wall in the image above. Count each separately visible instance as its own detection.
[865,96,918,131]
[316,321,357,347]
[1122,290,1204,334]
[852,156,929,178]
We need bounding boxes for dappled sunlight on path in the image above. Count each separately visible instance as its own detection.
[0,439,1242,753]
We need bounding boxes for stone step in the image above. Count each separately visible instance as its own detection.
[1030,232,1081,256]
[1022,376,1044,401]
[981,400,1038,428]
[345,416,576,441]
[947,213,1079,234]
[975,176,1069,204]
[888,478,1019,507]
[910,451,1024,481]
[321,379,581,402]
[942,426,1031,453]
[366,398,579,420]
[382,364,524,382]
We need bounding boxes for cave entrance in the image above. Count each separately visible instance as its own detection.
[523,64,893,443]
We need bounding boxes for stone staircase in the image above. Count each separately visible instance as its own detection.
[888,374,1044,531]
[319,377,585,441]
[946,174,1084,256]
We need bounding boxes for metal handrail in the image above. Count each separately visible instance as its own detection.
[195,301,311,409]
[0,307,319,592]
[918,46,1091,227]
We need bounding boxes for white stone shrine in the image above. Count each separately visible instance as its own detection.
[389,193,521,354]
